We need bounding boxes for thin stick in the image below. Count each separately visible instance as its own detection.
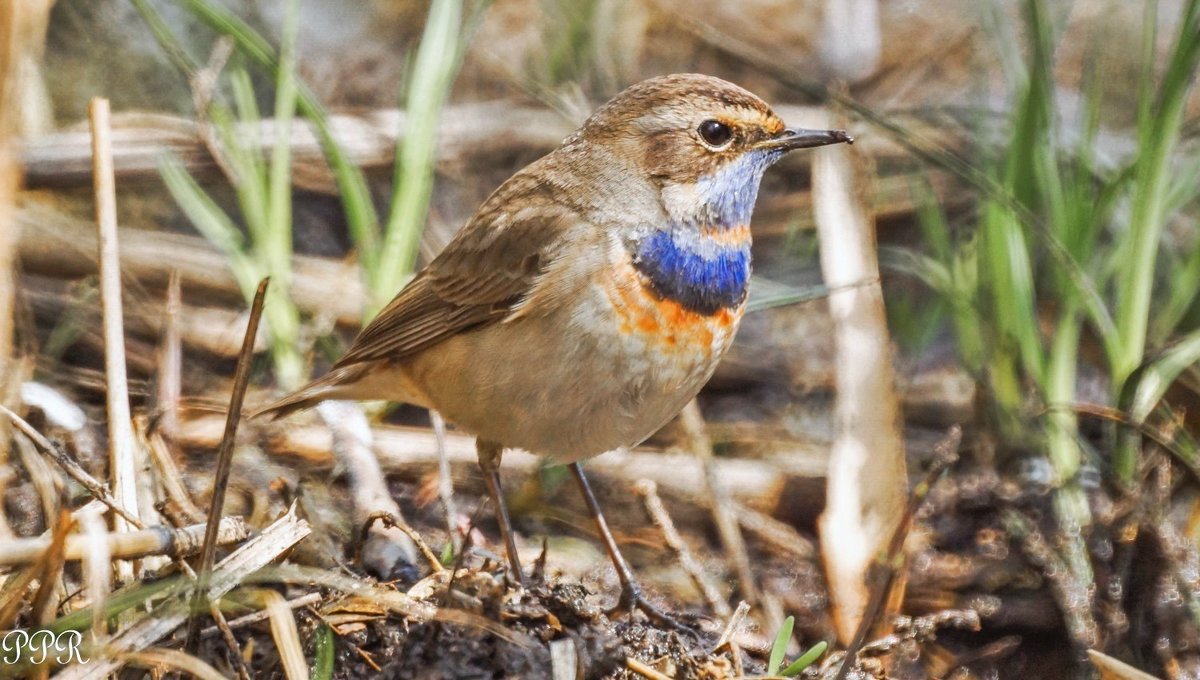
[361,512,444,574]
[90,98,141,579]
[1,405,143,528]
[199,593,322,638]
[634,478,730,618]
[186,277,269,650]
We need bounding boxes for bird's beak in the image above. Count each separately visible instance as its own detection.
[760,127,854,152]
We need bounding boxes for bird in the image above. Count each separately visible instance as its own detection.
[257,73,852,625]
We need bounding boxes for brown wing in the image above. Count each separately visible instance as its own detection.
[331,188,574,369]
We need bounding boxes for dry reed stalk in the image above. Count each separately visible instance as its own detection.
[812,109,908,645]
[0,0,54,542]
[78,505,111,644]
[634,478,730,618]
[679,399,758,605]
[20,103,909,190]
[317,400,419,575]
[90,97,142,586]
[17,203,366,327]
[0,516,250,566]
[214,413,792,504]
[819,0,882,82]
[157,271,183,436]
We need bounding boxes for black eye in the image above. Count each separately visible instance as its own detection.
[698,119,733,147]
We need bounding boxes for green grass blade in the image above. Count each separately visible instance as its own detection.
[781,640,828,676]
[266,0,299,286]
[310,624,335,680]
[1112,0,1200,386]
[179,0,382,280]
[158,153,262,298]
[229,67,269,236]
[375,0,464,310]
[767,615,794,676]
[1129,330,1200,424]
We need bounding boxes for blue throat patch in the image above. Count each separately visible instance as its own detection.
[633,230,750,315]
[631,150,774,315]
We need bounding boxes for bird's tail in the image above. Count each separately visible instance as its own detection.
[251,363,373,420]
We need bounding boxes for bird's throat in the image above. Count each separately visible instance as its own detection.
[631,225,750,316]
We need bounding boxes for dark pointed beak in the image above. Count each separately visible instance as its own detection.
[761,127,854,152]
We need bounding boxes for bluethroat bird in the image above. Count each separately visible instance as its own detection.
[259,73,851,624]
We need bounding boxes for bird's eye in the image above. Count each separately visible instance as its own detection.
[698,119,733,147]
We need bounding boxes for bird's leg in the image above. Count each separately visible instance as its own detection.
[568,462,688,631]
[476,439,526,587]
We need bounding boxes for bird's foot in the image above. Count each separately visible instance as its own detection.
[610,582,697,638]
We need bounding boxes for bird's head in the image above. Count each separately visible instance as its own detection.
[573,73,852,229]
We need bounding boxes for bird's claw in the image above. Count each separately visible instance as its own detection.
[610,583,699,639]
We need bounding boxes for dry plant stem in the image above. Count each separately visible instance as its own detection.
[209,605,254,680]
[186,277,269,651]
[90,97,142,580]
[157,270,183,437]
[141,422,205,524]
[261,589,309,680]
[431,409,460,549]
[0,517,249,566]
[119,648,228,680]
[713,599,751,651]
[199,592,322,638]
[316,400,419,573]
[819,0,882,82]
[56,505,311,680]
[549,638,578,680]
[0,0,33,488]
[31,508,70,627]
[834,427,960,680]
[17,203,366,328]
[731,501,817,561]
[206,414,789,503]
[13,428,60,522]
[680,399,758,605]
[0,404,143,528]
[268,563,537,644]
[79,505,111,643]
[20,103,906,191]
[812,110,908,645]
[635,478,731,618]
